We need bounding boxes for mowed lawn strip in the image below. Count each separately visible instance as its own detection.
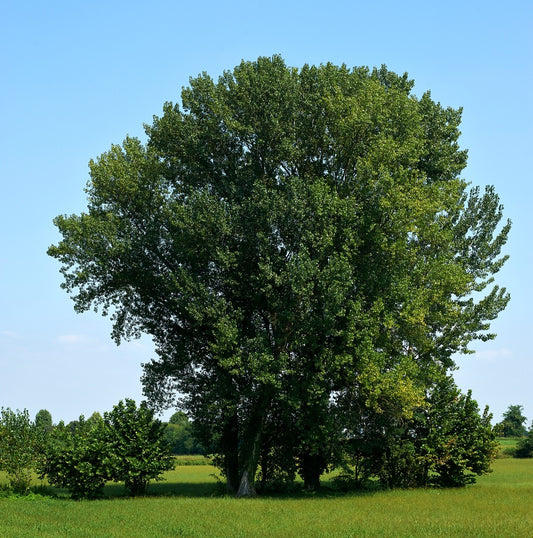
[1,459,532,537]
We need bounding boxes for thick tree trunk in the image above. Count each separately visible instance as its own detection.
[221,414,240,495]
[303,470,321,491]
[300,452,326,491]
[235,419,264,497]
[236,467,257,497]
[259,440,272,491]
[225,457,239,495]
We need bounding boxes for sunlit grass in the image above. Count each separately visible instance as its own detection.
[1,458,532,537]
[496,437,521,458]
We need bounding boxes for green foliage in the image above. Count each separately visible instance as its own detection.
[336,375,497,489]
[164,422,205,456]
[0,408,40,493]
[48,56,510,495]
[164,411,206,456]
[34,409,53,433]
[39,400,174,498]
[39,415,110,499]
[104,399,175,495]
[514,422,533,458]
[425,380,497,487]
[168,411,188,426]
[495,404,527,437]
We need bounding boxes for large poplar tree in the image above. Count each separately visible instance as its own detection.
[49,56,510,496]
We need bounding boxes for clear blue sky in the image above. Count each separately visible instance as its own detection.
[1,0,531,424]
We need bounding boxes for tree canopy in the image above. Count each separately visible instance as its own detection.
[164,412,206,455]
[34,409,53,433]
[496,404,528,437]
[49,56,510,496]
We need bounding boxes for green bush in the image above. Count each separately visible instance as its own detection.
[428,385,497,488]
[40,400,174,498]
[514,423,533,458]
[336,375,497,490]
[0,408,40,493]
[104,399,175,496]
[39,416,111,499]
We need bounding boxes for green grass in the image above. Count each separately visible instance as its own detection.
[173,455,212,466]
[1,458,532,537]
[496,437,521,458]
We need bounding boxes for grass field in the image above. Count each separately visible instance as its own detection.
[1,456,532,537]
[497,437,520,458]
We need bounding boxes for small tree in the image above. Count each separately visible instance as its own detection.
[496,405,527,437]
[0,408,39,493]
[427,382,497,487]
[39,401,175,498]
[39,415,111,499]
[104,399,175,495]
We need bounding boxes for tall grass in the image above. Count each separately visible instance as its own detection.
[1,459,532,537]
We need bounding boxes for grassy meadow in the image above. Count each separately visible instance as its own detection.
[1,455,532,537]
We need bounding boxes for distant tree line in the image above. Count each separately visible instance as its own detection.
[164,411,206,456]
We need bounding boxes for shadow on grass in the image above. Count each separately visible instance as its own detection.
[103,480,223,498]
[9,465,382,501]
[23,478,382,502]
[105,475,383,500]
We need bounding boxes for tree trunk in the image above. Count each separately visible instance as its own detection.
[300,452,326,491]
[235,419,264,497]
[225,458,239,495]
[236,467,257,497]
[303,468,321,491]
[221,414,240,495]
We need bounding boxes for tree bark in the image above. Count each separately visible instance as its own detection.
[236,467,257,497]
[221,414,240,494]
[300,452,326,491]
[235,417,264,497]
[225,457,239,495]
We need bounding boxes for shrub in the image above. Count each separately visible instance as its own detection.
[514,423,533,458]
[427,383,497,488]
[39,400,175,498]
[39,416,111,499]
[0,408,40,493]
[336,375,497,490]
[104,399,175,496]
